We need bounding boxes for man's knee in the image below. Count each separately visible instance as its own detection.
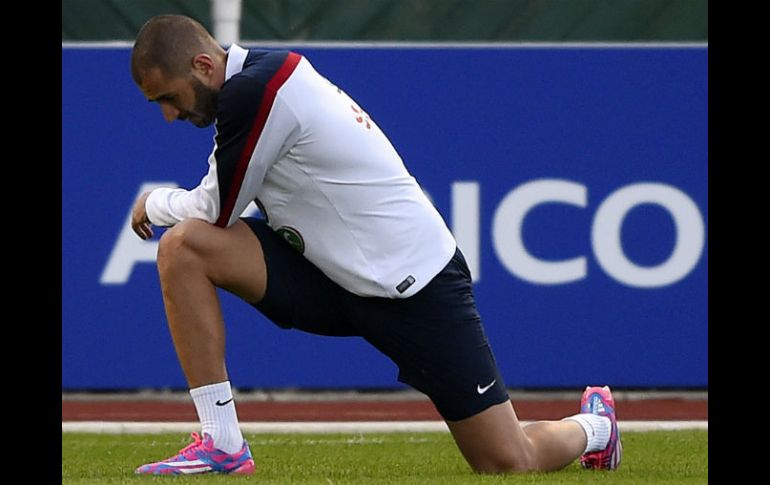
[447,401,539,474]
[157,219,212,272]
[468,450,537,474]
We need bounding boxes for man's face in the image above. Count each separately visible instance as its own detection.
[140,68,218,127]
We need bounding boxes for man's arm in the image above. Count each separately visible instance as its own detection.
[136,52,303,236]
[131,191,153,240]
[143,152,222,227]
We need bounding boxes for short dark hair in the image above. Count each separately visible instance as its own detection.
[131,14,220,84]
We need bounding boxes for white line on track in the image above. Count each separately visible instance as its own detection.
[62,420,707,434]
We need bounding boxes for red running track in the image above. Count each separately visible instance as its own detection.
[62,397,707,422]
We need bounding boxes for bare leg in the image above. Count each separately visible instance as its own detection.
[156,219,267,388]
[446,400,586,473]
[156,218,587,473]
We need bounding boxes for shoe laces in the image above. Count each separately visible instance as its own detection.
[179,432,207,460]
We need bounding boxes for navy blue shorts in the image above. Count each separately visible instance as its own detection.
[243,217,509,421]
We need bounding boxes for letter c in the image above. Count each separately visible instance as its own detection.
[492,179,587,284]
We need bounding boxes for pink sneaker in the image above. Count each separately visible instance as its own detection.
[135,432,255,475]
[579,386,622,470]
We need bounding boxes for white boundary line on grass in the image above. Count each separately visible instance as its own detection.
[62,420,707,434]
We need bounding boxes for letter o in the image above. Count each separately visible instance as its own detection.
[591,183,705,288]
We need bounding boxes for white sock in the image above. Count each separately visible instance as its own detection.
[563,413,611,454]
[189,381,244,454]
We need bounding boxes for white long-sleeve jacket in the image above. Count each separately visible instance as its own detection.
[146,45,456,298]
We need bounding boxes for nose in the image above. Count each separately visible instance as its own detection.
[159,103,180,123]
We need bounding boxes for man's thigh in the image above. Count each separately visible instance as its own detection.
[160,218,268,303]
[351,249,510,421]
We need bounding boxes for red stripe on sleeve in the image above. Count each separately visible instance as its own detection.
[215,52,302,227]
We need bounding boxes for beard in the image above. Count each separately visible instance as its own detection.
[185,76,219,127]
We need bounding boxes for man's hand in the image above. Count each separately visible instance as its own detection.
[131,191,154,240]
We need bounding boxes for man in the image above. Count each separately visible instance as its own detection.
[129,14,621,476]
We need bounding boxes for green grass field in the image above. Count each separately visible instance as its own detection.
[63,430,707,484]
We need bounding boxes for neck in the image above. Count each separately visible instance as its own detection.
[212,50,228,89]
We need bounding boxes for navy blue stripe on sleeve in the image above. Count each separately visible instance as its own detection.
[212,50,292,227]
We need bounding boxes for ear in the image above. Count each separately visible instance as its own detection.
[191,54,215,76]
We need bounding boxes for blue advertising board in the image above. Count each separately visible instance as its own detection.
[62,45,707,389]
